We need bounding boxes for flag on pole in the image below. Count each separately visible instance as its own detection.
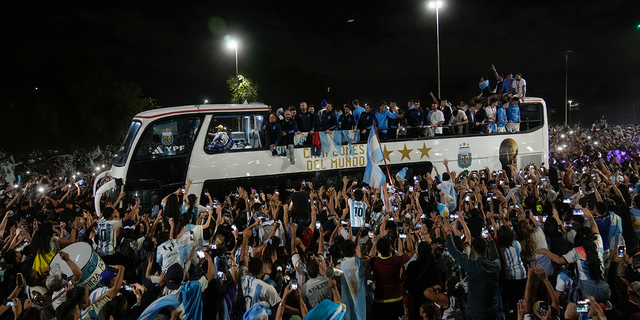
[363,129,386,189]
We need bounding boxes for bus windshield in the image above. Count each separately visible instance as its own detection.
[113,121,141,167]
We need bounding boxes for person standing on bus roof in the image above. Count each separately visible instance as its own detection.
[496,98,508,133]
[507,97,521,133]
[483,99,498,133]
[263,113,282,153]
[357,103,375,142]
[280,109,299,145]
[352,99,365,125]
[296,102,315,134]
[308,105,320,133]
[320,102,338,133]
[406,99,425,138]
[373,101,397,141]
[428,102,445,136]
[388,101,404,139]
[340,104,356,131]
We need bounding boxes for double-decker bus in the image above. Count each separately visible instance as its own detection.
[94,98,549,214]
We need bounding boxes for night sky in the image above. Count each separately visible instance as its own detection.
[3,0,640,125]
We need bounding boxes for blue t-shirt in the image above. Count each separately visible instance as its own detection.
[507,104,520,122]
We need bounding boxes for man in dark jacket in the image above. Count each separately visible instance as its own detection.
[357,103,375,142]
[320,102,338,132]
[280,109,299,145]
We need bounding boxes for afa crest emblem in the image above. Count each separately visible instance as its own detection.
[161,129,173,146]
[457,143,472,169]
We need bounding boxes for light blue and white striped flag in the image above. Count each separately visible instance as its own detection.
[363,129,385,189]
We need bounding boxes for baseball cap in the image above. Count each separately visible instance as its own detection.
[165,264,184,290]
[321,100,328,107]
[100,270,117,284]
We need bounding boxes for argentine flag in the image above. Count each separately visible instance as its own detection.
[363,129,386,189]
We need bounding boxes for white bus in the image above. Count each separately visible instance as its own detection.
[94,98,549,213]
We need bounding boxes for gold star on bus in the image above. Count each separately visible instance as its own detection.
[418,143,432,159]
[383,145,393,162]
[398,143,413,161]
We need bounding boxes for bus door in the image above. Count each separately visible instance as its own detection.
[127,116,203,202]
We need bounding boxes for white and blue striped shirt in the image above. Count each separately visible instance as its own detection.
[499,240,526,280]
[96,219,122,256]
[347,199,367,228]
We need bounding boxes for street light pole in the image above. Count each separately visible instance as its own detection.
[234,45,238,78]
[435,6,441,99]
[428,1,443,99]
[564,51,568,125]
[227,39,239,78]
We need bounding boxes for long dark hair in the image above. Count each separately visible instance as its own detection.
[573,227,604,281]
[31,221,54,255]
[186,194,197,221]
[497,225,515,249]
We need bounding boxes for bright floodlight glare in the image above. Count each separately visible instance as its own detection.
[594,141,599,145]
[102,164,105,168]
[26,171,30,174]
[38,187,44,193]
[14,184,18,188]
[561,134,565,138]
[204,100,208,104]
[568,100,572,104]
[428,1,443,8]
[228,40,238,49]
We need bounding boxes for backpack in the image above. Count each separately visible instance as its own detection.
[234,280,253,320]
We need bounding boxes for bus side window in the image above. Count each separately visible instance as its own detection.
[134,117,201,161]
[520,103,543,131]
[204,114,264,153]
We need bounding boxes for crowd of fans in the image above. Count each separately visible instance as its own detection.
[2,108,640,319]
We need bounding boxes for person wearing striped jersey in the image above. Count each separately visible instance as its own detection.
[341,176,369,233]
[96,207,123,257]
[156,220,183,272]
[496,225,527,317]
[537,207,611,303]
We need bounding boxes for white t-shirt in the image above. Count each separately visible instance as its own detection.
[239,275,282,310]
[452,111,467,124]
[156,239,183,272]
[484,106,497,121]
[429,110,445,134]
[513,78,527,96]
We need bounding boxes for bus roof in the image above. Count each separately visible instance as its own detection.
[133,103,270,120]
